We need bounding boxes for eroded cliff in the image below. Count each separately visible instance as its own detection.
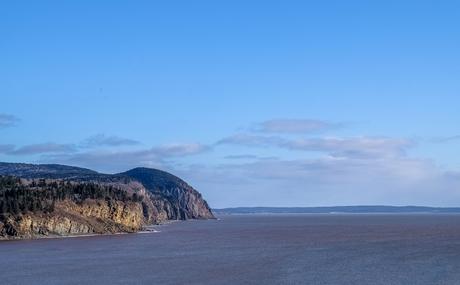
[1,200,144,239]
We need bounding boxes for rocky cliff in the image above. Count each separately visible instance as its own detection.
[122,167,215,220]
[0,163,214,240]
[1,200,144,239]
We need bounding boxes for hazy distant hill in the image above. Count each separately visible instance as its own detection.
[0,162,214,239]
[213,206,460,215]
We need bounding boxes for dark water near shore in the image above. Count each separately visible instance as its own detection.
[2,214,460,285]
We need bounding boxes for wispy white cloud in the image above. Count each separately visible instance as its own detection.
[281,137,413,159]
[0,114,20,128]
[217,134,284,147]
[431,135,460,143]
[81,134,141,148]
[151,143,211,157]
[8,143,77,155]
[254,119,342,134]
[224,154,260,160]
[218,134,413,159]
[0,144,15,153]
[224,154,278,160]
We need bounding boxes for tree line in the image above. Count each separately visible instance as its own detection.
[0,176,143,216]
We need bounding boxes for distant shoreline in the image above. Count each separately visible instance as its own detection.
[213,206,460,215]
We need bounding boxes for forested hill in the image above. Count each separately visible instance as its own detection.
[0,162,214,239]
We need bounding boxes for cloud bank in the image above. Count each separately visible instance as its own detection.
[1,118,459,207]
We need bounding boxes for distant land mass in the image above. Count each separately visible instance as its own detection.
[213,206,460,215]
[0,162,214,240]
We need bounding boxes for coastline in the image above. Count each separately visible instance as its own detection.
[0,221,179,241]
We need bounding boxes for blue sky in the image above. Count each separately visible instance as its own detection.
[1,1,460,207]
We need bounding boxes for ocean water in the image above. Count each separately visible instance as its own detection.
[2,214,460,285]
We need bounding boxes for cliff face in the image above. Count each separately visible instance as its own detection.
[122,168,215,220]
[0,163,214,240]
[0,200,144,239]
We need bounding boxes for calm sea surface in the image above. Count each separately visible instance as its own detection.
[2,214,460,285]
